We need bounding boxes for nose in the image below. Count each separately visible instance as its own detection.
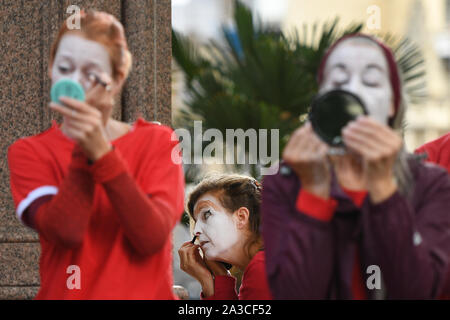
[193,223,202,237]
[341,76,361,96]
[65,69,81,83]
[65,70,89,92]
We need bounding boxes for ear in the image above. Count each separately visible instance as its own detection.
[234,207,250,230]
[389,100,395,118]
[111,73,126,96]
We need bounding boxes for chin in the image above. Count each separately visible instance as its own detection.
[204,250,229,263]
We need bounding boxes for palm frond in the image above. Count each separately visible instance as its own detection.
[172,0,427,179]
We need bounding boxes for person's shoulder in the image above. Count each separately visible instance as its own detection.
[241,251,269,292]
[422,132,450,149]
[251,250,266,265]
[415,132,450,159]
[408,155,450,194]
[261,161,299,195]
[8,123,60,157]
[131,118,177,144]
[245,251,266,275]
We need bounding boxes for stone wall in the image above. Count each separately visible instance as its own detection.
[0,0,172,299]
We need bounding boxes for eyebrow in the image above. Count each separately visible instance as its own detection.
[329,63,347,71]
[328,62,385,73]
[57,54,103,70]
[365,63,385,72]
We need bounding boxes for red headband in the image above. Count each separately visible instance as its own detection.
[317,33,402,119]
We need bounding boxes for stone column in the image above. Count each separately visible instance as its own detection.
[0,0,172,299]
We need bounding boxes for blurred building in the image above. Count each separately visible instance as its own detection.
[173,0,450,151]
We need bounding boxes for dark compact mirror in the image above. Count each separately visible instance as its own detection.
[309,89,367,147]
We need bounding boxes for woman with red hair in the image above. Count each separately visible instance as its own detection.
[7,10,184,299]
[261,34,450,299]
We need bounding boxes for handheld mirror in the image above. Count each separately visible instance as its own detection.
[50,79,86,104]
[309,89,367,147]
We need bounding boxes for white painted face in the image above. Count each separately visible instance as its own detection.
[193,193,239,261]
[319,38,394,124]
[51,33,113,93]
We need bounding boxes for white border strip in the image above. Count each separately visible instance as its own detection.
[16,186,59,221]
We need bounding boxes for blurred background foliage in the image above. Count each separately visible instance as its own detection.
[173,0,426,184]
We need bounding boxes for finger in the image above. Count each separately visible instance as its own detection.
[49,103,96,124]
[284,124,315,159]
[58,97,93,114]
[186,246,204,269]
[179,244,196,263]
[344,121,393,148]
[49,103,81,120]
[360,117,403,150]
[62,125,88,142]
[180,241,194,248]
[289,123,312,144]
[284,127,304,152]
[178,242,193,254]
[343,134,382,160]
[303,132,328,160]
[355,116,397,140]
[343,125,389,154]
[64,119,94,137]
[86,81,110,104]
[58,97,103,120]
[62,112,100,131]
[178,247,189,269]
[343,128,387,155]
[86,73,113,101]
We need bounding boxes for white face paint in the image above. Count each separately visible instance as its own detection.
[51,33,113,92]
[319,38,394,124]
[193,194,239,261]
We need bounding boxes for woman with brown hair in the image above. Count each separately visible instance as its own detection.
[178,174,272,300]
[7,10,184,299]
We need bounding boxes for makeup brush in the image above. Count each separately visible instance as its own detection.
[88,73,111,91]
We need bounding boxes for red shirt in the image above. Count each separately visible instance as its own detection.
[8,118,184,299]
[415,132,450,172]
[202,251,273,300]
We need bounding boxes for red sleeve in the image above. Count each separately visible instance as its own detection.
[415,133,450,173]
[415,142,437,163]
[201,275,238,300]
[91,127,185,256]
[341,187,367,208]
[238,251,273,300]
[296,189,337,222]
[8,139,60,224]
[10,143,95,247]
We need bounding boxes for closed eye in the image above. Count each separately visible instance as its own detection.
[362,65,384,87]
[328,66,349,87]
[58,66,70,73]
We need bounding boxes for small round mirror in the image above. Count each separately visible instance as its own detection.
[309,89,367,147]
[50,79,86,105]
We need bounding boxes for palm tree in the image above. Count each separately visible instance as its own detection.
[172,0,426,180]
